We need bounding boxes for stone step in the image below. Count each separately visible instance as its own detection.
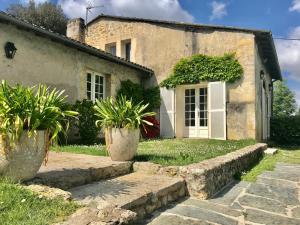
[69,172,187,218]
[28,152,132,190]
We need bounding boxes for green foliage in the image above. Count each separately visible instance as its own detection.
[94,96,155,129]
[117,80,161,110]
[273,80,297,117]
[0,81,77,143]
[117,80,144,105]
[0,178,78,225]
[270,116,300,144]
[72,100,98,145]
[143,86,161,110]
[161,53,243,88]
[7,0,68,34]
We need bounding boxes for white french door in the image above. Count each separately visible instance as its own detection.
[184,87,208,138]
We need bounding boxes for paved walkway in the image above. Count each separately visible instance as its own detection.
[144,163,300,225]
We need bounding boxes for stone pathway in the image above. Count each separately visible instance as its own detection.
[143,163,300,225]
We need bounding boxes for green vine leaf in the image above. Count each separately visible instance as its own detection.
[160,53,243,88]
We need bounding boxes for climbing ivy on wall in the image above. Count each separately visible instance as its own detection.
[160,53,243,88]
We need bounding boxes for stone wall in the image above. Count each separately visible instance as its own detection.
[134,143,267,199]
[85,19,258,140]
[0,23,143,103]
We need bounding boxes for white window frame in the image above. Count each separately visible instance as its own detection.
[86,71,105,102]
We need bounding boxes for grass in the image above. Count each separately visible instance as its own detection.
[52,139,256,166]
[0,179,79,225]
[241,146,300,182]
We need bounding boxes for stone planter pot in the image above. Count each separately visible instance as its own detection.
[0,130,48,181]
[105,128,140,161]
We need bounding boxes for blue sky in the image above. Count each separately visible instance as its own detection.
[1,0,300,107]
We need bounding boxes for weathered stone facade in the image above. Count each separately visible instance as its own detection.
[0,21,146,103]
[80,17,279,140]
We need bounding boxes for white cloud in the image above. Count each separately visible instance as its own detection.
[58,0,194,22]
[276,27,300,83]
[21,0,49,4]
[275,26,300,106]
[289,0,300,12]
[210,1,227,21]
[295,90,300,107]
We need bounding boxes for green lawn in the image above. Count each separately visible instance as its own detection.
[0,179,78,225]
[52,139,256,166]
[241,147,300,182]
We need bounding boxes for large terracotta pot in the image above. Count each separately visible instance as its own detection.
[0,130,48,181]
[105,128,140,161]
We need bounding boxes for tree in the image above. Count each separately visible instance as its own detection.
[273,80,297,117]
[7,0,68,35]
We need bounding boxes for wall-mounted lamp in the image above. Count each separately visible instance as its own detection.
[4,42,17,59]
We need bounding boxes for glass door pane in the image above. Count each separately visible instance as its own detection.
[185,89,196,127]
[199,88,208,127]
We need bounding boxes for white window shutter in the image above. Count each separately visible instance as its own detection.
[208,82,227,140]
[160,87,175,138]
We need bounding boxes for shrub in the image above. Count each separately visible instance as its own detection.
[72,100,98,145]
[270,116,300,144]
[117,80,161,110]
[143,86,161,110]
[117,80,143,105]
[161,53,243,88]
[141,116,160,139]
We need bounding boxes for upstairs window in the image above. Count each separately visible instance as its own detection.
[86,72,105,102]
[125,41,131,61]
[105,43,117,56]
[108,45,116,56]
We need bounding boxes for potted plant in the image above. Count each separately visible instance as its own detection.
[0,81,77,181]
[94,96,155,161]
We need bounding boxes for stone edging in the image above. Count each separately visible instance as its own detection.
[134,143,267,199]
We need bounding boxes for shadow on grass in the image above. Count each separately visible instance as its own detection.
[134,154,177,163]
[267,141,300,150]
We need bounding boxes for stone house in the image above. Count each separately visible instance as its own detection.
[66,15,282,141]
[0,12,152,105]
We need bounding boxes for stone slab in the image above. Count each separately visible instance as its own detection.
[245,208,300,225]
[164,205,239,225]
[29,151,132,190]
[238,194,287,214]
[209,181,249,206]
[180,198,242,218]
[69,172,186,216]
[146,214,212,225]
[259,170,300,182]
[246,182,299,205]
[264,148,278,155]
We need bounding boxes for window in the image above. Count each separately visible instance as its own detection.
[108,45,116,56]
[199,87,208,127]
[86,72,105,102]
[125,42,131,61]
[105,43,117,56]
[185,89,196,127]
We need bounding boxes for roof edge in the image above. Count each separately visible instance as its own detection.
[87,14,271,34]
[0,11,153,76]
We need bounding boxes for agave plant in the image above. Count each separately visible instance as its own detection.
[94,96,155,129]
[0,81,77,143]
